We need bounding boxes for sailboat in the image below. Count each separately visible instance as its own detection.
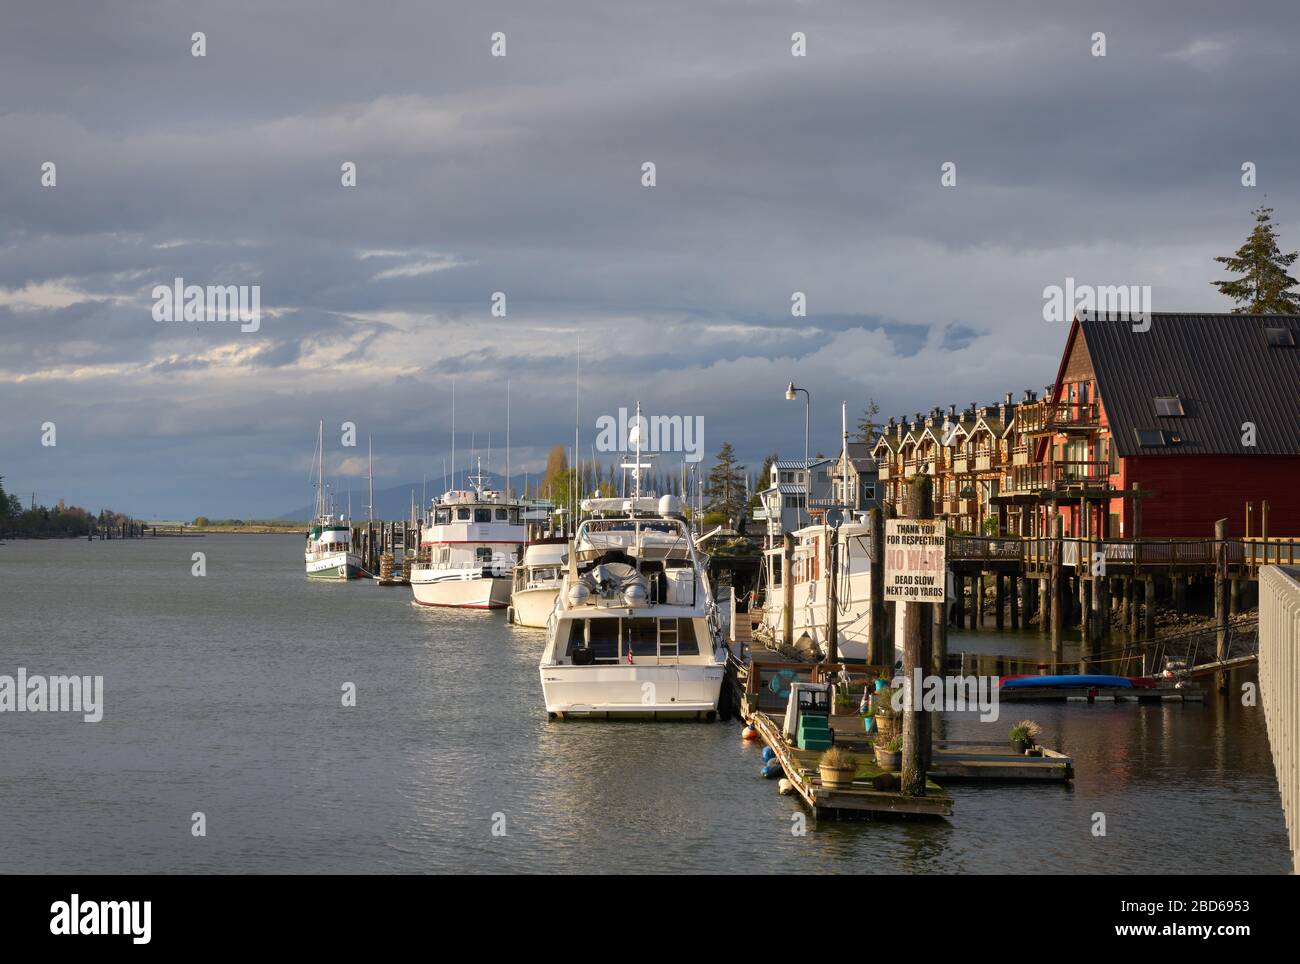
[304,420,363,580]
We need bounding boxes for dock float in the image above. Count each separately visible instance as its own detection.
[747,707,953,820]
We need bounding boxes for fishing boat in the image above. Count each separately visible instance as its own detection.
[538,404,728,719]
[304,420,363,580]
[409,461,525,609]
[508,537,568,627]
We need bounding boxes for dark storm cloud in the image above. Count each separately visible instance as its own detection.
[2,0,1298,516]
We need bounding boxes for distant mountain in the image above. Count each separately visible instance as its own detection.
[277,472,538,521]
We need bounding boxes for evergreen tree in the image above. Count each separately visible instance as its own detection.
[705,442,747,526]
[1213,206,1300,313]
[855,398,882,442]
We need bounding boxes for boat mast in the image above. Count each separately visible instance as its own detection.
[317,419,324,521]
[367,435,374,525]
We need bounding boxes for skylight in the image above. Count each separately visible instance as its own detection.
[1154,396,1185,416]
[1134,428,1167,447]
[1265,327,1296,347]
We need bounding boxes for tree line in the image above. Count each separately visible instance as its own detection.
[0,475,130,538]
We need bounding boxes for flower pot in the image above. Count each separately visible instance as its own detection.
[1010,738,1030,754]
[874,746,901,770]
[819,763,856,789]
[874,715,896,742]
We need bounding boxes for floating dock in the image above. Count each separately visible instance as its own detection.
[997,684,1202,703]
[728,616,1074,817]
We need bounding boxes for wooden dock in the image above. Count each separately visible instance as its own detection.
[747,706,954,819]
[729,612,1074,816]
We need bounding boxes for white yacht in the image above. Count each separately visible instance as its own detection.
[410,463,525,609]
[538,492,728,720]
[304,420,362,580]
[508,537,568,628]
[758,519,878,662]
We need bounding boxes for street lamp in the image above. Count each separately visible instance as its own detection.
[785,382,810,526]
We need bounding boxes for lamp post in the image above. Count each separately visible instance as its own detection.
[785,382,810,526]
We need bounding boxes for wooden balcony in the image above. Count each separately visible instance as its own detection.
[1047,401,1101,433]
[1004,460,1110,493]
[877,461,892,480]
[974,452,994,471]
[952,455,969,473]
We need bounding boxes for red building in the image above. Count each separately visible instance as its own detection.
[1014,313,1300,539]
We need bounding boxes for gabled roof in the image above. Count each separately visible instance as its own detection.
[1077,313,1300,457]
[872,434,899,454]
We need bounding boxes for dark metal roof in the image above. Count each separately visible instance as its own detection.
[1080,313,1300,457]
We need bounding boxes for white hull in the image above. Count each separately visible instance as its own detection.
[305,550,362,580]
[411,571,512,609]
[510,587,560,628]
[540,663,725,719]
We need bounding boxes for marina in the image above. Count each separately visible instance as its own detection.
[1,533,1288,874]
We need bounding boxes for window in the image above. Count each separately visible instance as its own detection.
[1154,396,1184,416]
[1134,428,1166,447]
[435,508,451,524]
[588,619,619,662]
[676,618,700,656]
[474,508,491,523]
[626,618,658,657]
[475,547,494,564]
[1265,327,1296,347]
[457,508,471,521]
[495,508,508,521]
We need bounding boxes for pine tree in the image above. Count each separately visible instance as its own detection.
[705,442,747,526]
[855,398,882,442]
[1212,206,1300,313]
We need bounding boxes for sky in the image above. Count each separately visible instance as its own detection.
[2,0,1298,519]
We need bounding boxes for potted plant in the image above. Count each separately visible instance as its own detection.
[872,685,900,741]
[1009,719,1042,754]
[874,733,903,770]
[818,746,857,789]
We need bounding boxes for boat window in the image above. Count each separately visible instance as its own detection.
[588,619,619,663]
[677,619,700,656]
[495,508,509,521]
[509,509,520,524]
[626,618,658,657]
[476,547,494,565]
[457,508,471,521]
[436,508,451,524]
[475,508,492,523]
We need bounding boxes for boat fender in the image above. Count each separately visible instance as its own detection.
[742,725,760,741]
[777,779,793,796]
[761,746,775,763]
[760,761,783,779]
[506,606,514,625]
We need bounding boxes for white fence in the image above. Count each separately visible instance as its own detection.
[1259,565,1300,875]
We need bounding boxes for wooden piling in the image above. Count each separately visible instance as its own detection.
[1215,519,1229,665]
[868,508,887,665]
[900,475,933,798]
[1050,515,1063,669]
[782,532,795,646]
[995,574,1006,631]
[1144,577,1156,641]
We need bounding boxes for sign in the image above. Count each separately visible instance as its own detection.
[883,519,946,602]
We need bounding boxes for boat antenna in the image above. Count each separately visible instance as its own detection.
[317,419,324,520]
[506,379,511,502]
[450,379,456,494]
[367,434,374,525]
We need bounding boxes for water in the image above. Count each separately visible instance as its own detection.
[0,535,1289,873]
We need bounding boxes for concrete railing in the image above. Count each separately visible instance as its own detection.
[1259,565,1300,875]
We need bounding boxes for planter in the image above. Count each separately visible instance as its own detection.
[874,746,901,770]
[833,701,858,717]
[819,763,857,789]
[874,715,896,742]
[1010,739,1030,754]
